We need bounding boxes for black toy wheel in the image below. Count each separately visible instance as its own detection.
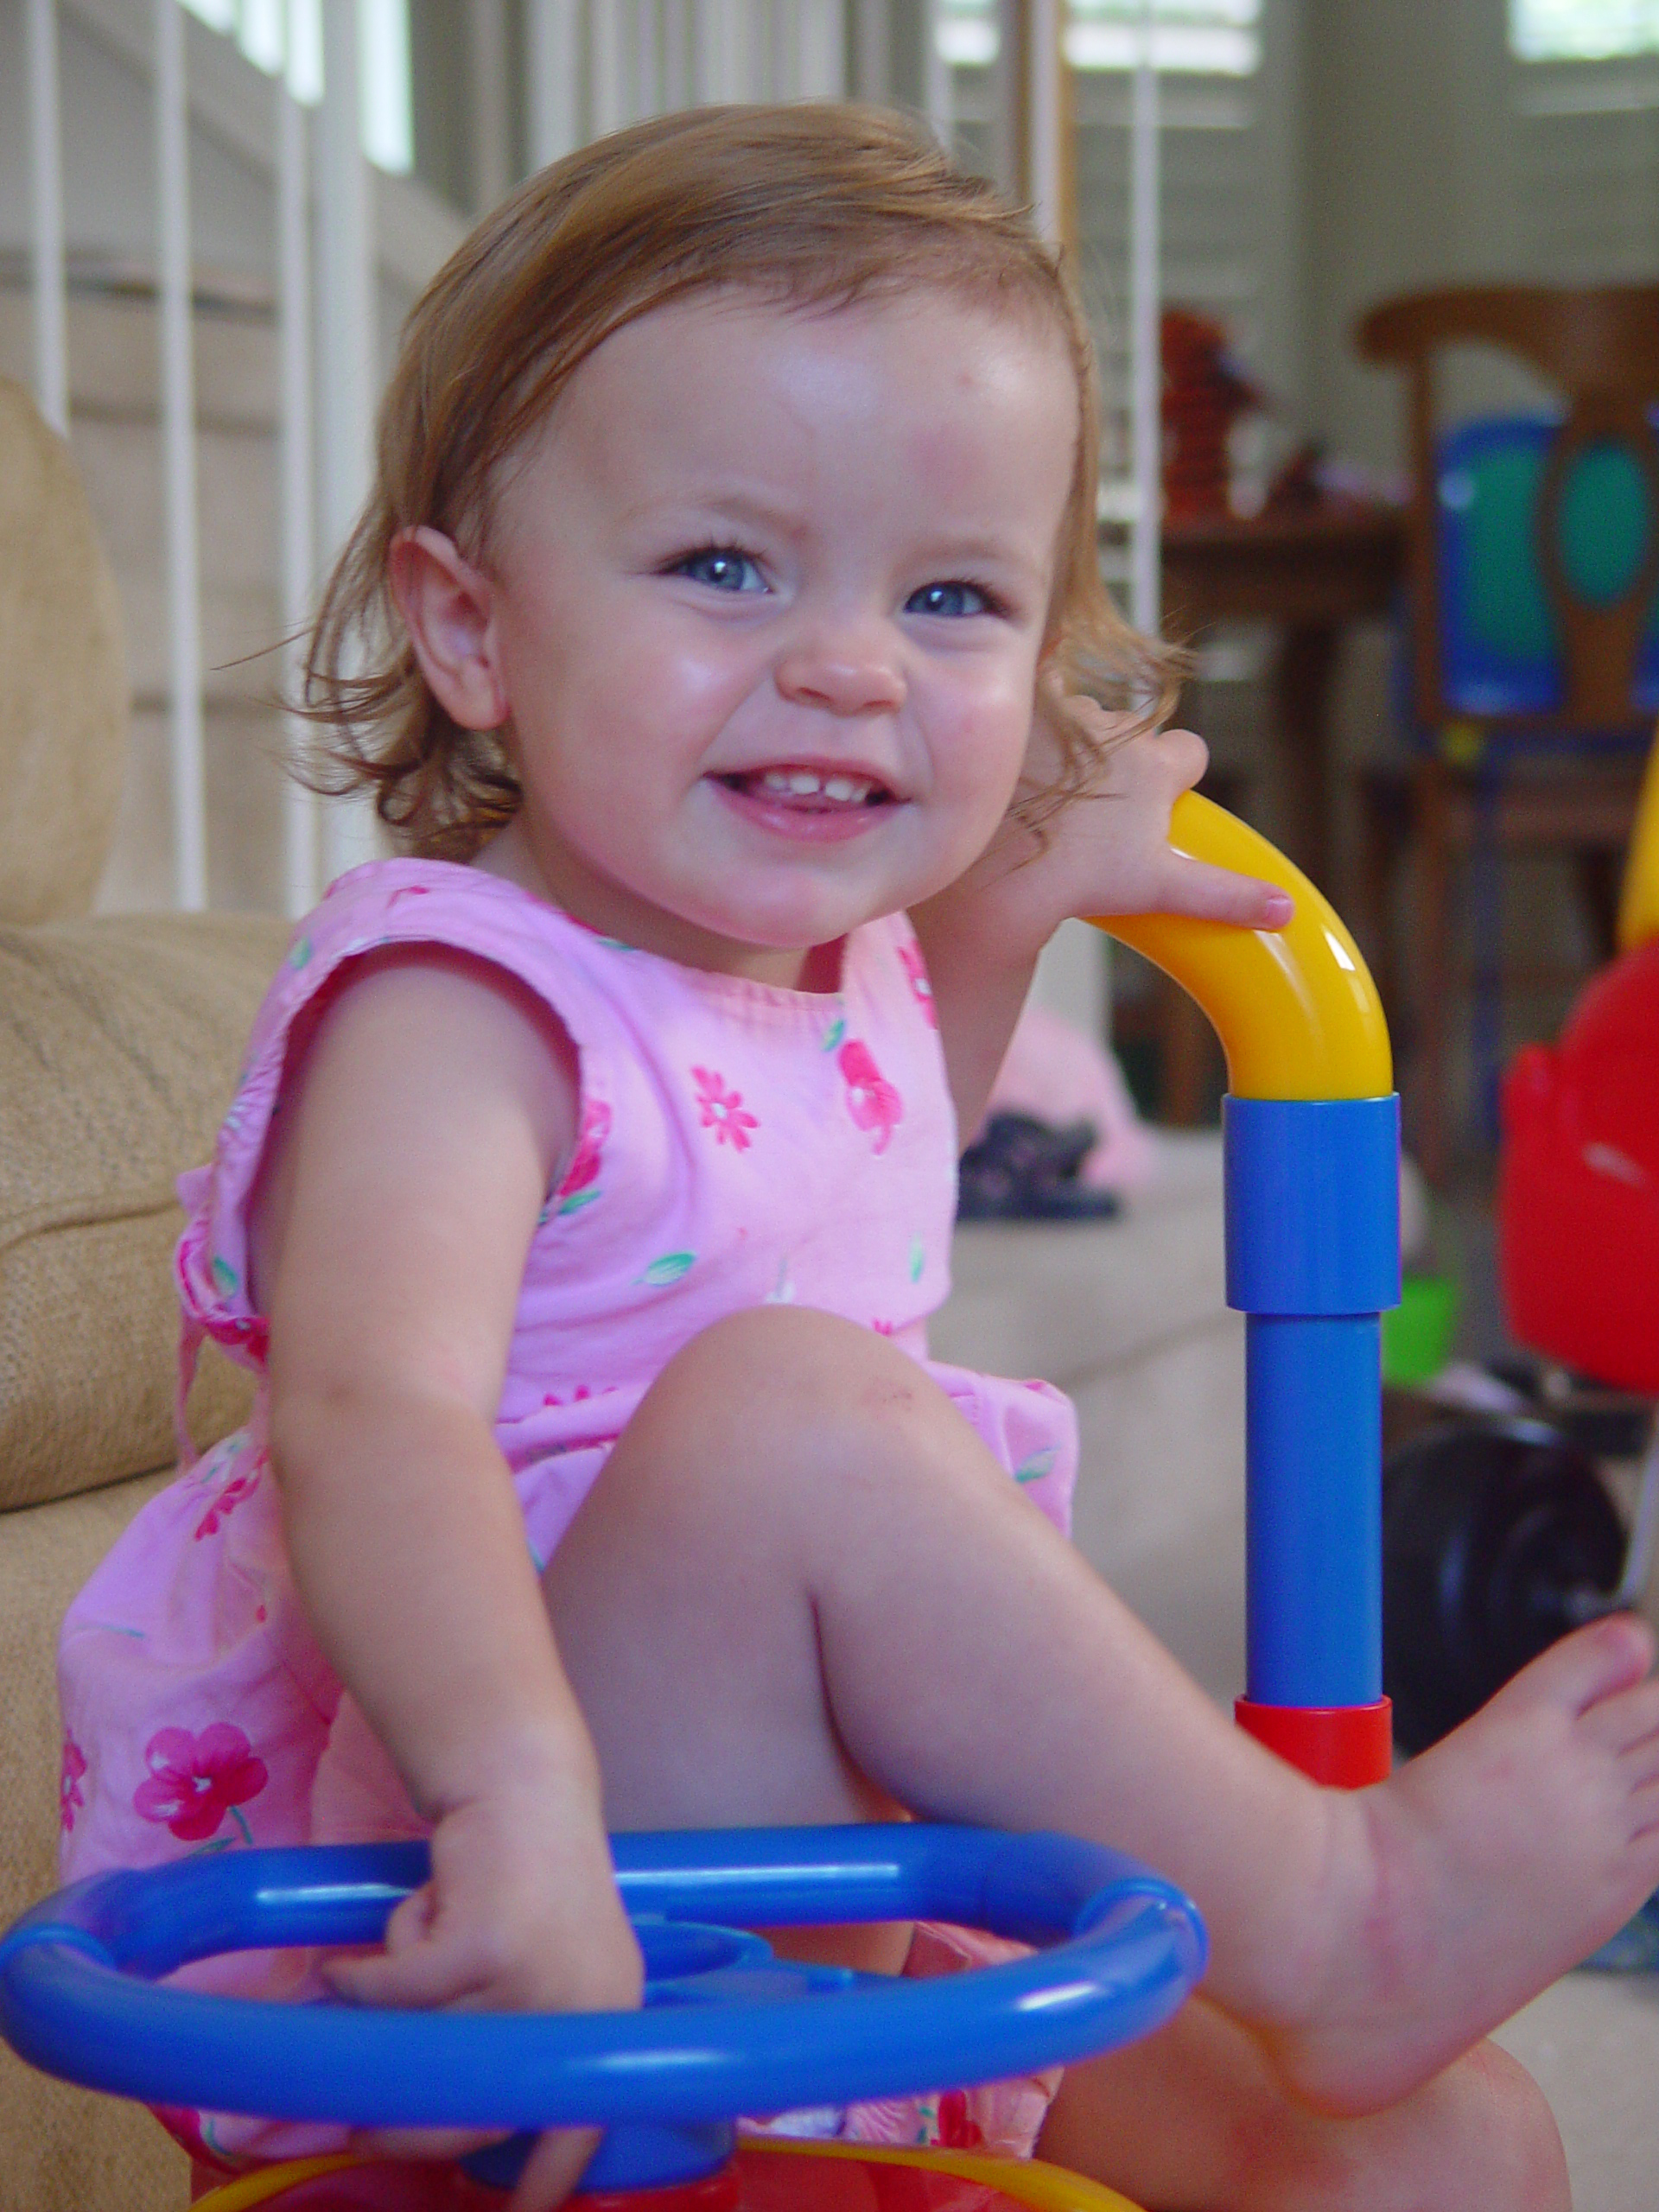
[1383,1419,1626,1754]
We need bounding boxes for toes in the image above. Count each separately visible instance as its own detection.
[1503,1614,1655,1717]
[1582,1675,1659,1757]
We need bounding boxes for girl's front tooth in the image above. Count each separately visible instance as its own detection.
[823,776,857,802]
[787,770,822,795]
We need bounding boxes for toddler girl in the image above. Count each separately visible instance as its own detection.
[60,105,1659,2212]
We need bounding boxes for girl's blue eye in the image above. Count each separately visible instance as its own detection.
[677,548,764,594]
[906,581,994,619]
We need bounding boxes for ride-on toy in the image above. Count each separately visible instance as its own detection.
[1383,738,1659,1755]
[0,795,1400,2212]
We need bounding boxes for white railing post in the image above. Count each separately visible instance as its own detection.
[694,0,746,102]
[1027,0,1063,243]
[798,0,846,99]
[592,3,630,134]
[634,0,664,119]
[25,0,69,437]
[854,0,889,100]
[663,0,690,109]
[1128,0,1160,637]
[770,0,798,97]
[316,0,378,882]
[923,0,950,143]
[277,22,320,918]
[156,0,207,912]
[527,0,581,167]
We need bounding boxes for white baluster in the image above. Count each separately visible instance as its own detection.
[923,0,950,144]
[662,0,690,109]
[316,0,378,882]
[693,0,745,102]
[853,0,889,100]
[277,14,320,918]
[635,0,663,118]
[770,0,798,97]
[1027,0,1062,243]
[527,0,581,166]
[156,0,207,911]
[1128,0,1160,637]
[25,0,68,437]
[797,0,845,99]
[591,0,629,133]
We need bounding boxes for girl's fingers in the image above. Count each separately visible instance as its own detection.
[1151,854,1294,929]
[323,1929,484,2011]
[509,2126,604,2212]
[347,2124,496,2162]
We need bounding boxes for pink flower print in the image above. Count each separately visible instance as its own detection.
[837,1039,904,1154]
[898,940,937,1027]
[553,1098,611,1211]
[692,1067,759,1151]
[133,1724,268,1844]
[59,1735,87,1833]
[194,1466,260,1540]
[934,2089,984,2151]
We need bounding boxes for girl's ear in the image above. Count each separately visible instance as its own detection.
[389,525,507,731]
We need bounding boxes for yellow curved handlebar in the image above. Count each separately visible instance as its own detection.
[1089,792,1393,1102]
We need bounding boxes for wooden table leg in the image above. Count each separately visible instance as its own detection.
[1270,620,1341,894]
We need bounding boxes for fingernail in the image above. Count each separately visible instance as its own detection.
[1262,893,1294,926]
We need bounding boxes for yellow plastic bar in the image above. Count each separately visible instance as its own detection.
[191,2155,365,2209]
[1090,792,1392,1102]
[1616,727,1659,953]
[747,2137,1146,2212]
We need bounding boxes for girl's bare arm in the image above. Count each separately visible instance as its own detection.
[912,690,1292,1142]
[252,950,642,2028]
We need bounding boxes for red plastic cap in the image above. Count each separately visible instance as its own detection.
[1235,1698,1393,1787]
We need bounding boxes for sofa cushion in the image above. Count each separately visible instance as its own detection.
[0,912,291,1513]
[0,376,128,924]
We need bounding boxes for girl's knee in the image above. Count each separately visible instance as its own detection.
[642,1305,952,1457]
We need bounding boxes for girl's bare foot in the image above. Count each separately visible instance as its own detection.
[1273,1613,1659,2116]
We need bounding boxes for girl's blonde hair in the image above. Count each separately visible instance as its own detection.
[304,101,1178,860]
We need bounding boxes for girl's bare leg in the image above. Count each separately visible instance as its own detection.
[542,1307,1659,2145]
[1037,2000,1568,2212]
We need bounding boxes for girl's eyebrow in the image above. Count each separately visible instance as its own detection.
[621,488,808,539]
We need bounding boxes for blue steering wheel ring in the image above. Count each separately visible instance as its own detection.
[0,1825,1204,2169]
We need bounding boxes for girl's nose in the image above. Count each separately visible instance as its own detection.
[774,626,906,717]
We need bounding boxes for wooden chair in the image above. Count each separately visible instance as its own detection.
[1356,285,1659,1184]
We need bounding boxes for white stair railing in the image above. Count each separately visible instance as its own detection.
[276,42,321,917]
[25,0,69,436]
[155,0,208,912]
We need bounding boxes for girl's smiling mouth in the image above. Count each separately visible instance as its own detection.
[713,764,899,840]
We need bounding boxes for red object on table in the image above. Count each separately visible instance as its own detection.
[1160,309,1262,522]
[1499,939,1659,1396]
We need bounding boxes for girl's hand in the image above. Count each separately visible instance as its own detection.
[957,676,1294,953]
[326,1767,645,2212]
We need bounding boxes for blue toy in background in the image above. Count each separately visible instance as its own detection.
[0,795,1400,2211]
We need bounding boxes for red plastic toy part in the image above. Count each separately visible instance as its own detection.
[1234,1698,1393,1788]
[1499,939,1659,1396]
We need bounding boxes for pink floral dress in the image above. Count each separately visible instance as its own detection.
[57,859,1077,2174]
